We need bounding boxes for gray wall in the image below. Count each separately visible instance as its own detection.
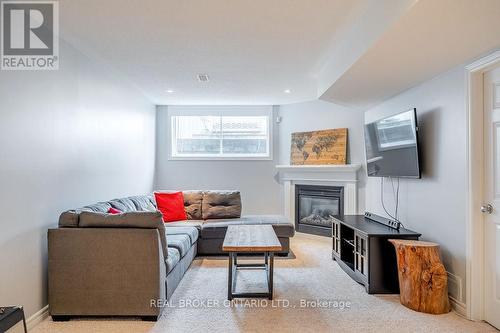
[0,40,156,318]
[155,101,366,215]
[364,66,467,303]
[154,106,282,215]
[277,100,366,213]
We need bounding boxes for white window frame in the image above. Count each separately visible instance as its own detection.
[168,106,273,161]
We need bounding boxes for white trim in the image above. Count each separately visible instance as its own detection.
[465,49,500,321]
[169,155,273,161]
[450,297,467,318]
[275,164,362,173]
[167,106,274,161]
[465,50,500,72]
[493,83,500,109]
[26,305,49,331]
[276,165,361,220]
[280,177,358,183]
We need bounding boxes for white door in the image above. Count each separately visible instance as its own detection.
[484,66,500,329]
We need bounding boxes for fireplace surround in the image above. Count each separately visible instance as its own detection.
[275,164,361,235]
[295,185,344,236]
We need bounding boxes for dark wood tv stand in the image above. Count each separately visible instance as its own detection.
[331,215,421,294]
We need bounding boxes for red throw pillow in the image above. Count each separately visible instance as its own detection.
[107,207,122,214]
[154,192,187,222]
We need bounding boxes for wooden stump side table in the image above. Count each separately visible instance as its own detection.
[389,239,450,314]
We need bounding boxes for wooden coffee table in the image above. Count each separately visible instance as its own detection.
[222,225,282,300]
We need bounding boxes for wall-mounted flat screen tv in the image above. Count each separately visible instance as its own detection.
[364,108,421,178]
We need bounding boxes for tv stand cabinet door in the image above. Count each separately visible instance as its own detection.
[354,232,368,277]
[332,220,341,257]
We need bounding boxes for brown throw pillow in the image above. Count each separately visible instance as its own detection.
[183,190,203,220]
[202,191,242,220]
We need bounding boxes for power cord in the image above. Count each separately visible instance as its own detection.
[381,177,405,228]
[390,177,400,221]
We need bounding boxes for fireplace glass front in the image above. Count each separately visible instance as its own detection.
[295,185,344,236]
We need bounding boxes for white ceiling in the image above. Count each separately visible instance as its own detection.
[59,0,365,105]
[60,0,500,107]
[320,0,500,109]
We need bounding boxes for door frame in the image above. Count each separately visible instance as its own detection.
[465,49,500,321]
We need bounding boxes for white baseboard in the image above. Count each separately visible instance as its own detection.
[446,271,466,317]
[447,271,463,303]
[450,297,467,317]
[26,305,49,331]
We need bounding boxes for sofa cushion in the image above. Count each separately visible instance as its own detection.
[201,215,294,239]
[107,200,128,212]
[165,226,199,245]
[58,197,153,228]
[78,211,168,259]
[129,195,157,212]
[59,200,117,227]
[58,210,80,227]
[59,202,113,227]
[167,234,192,258]
[108,198,137,212]
[82,202,113,213]
[163,220,204,230]
[183,191,203,220]
[202,191,242,220]
[147,194,156,207]
[166,247,181,273]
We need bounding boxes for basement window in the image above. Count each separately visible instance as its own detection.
[169,106,272,160]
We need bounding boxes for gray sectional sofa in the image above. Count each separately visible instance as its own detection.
[48,191,294,321]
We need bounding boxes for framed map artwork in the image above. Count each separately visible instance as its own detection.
[290,128,348,165]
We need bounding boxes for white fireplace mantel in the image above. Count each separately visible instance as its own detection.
[276,164,361,177]
[275,163,362,222]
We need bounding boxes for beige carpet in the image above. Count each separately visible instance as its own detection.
[32,233,496,333]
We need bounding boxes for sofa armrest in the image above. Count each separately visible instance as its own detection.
[78,211,168,260]
[48,228,166,317]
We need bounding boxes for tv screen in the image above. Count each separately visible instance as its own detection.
[364,108,420,178]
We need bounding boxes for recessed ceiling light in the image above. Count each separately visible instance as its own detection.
[197,74,210,82]
[284,89,291,94]
[166,89,174,93]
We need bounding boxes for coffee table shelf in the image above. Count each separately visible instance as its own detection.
[222,225,282,300]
